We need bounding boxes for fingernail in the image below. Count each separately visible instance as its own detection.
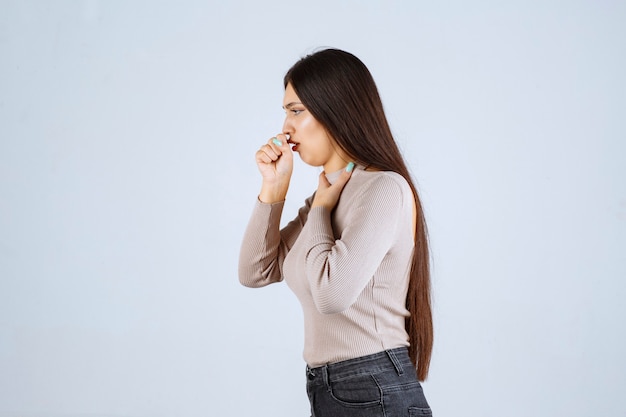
[346,162,355,172]
[272,138,282,146]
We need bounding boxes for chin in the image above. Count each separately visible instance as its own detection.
[300,157,323,168]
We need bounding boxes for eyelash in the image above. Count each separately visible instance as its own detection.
[290,109,303,115]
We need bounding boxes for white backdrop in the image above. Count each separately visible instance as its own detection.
[1,1,625,416]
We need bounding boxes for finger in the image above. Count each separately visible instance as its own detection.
[272,134,293,158]
[260,143,281,160]
[256,144,281,162]
[275,133,292,144]
[267,137,284,156]
[255,150,274,164]
[274,133,286,144]
[269,135,288,149]
[317,171,331,190]
[332,162,355,189]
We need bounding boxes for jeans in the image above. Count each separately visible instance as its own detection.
[305,347,432,417]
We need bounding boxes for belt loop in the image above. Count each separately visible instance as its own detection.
[322,365,330,391]
[386,349,404,376]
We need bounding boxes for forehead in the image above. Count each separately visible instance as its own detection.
[283,83,300,105]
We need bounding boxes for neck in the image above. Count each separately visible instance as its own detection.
[323,157,352,174]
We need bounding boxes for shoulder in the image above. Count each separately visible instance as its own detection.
[355,169,411,194]
[345,169,412,206]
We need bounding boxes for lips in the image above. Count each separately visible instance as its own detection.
[287,138,299,152]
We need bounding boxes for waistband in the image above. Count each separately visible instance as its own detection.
[306,347,412,382]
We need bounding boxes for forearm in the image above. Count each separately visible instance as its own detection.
[238,200,286,287]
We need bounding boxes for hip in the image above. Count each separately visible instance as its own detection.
[305,347,432,417]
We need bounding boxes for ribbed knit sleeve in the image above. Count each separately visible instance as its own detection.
[302,175,405,314]
[238,200,285,287]
[238,196,313,287]
[241,168,414,367]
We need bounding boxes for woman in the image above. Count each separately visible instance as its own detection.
[239,48,433,417]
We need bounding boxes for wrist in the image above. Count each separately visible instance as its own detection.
[259,180,290,204]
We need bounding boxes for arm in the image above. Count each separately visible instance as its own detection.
[238,134,298,287]
[238,195,312,287]
[303,175,407,313]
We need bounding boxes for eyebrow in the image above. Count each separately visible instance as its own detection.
[283,102,303,110]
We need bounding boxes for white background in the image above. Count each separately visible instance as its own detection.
[1,1,624,416]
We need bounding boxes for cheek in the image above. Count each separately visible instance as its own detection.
[298,116,314,133]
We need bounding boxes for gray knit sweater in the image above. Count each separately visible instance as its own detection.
[239,165,415,367]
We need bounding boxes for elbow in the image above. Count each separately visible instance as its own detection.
[239,273,276,288]
[313,291,353,315]
[239,275,263,288]
[238,263,257,287]
[308,276,358,314]
[238,264,280,288]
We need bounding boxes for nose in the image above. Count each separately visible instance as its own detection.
[282,117,293,137]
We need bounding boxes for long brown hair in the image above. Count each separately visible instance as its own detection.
[284,48,433,381]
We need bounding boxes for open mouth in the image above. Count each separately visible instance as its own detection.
[287,137,299,152]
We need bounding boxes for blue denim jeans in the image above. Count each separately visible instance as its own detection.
[305,347,432,417]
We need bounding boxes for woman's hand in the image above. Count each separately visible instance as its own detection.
[311,163,354,210]
[256,133,293,203]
